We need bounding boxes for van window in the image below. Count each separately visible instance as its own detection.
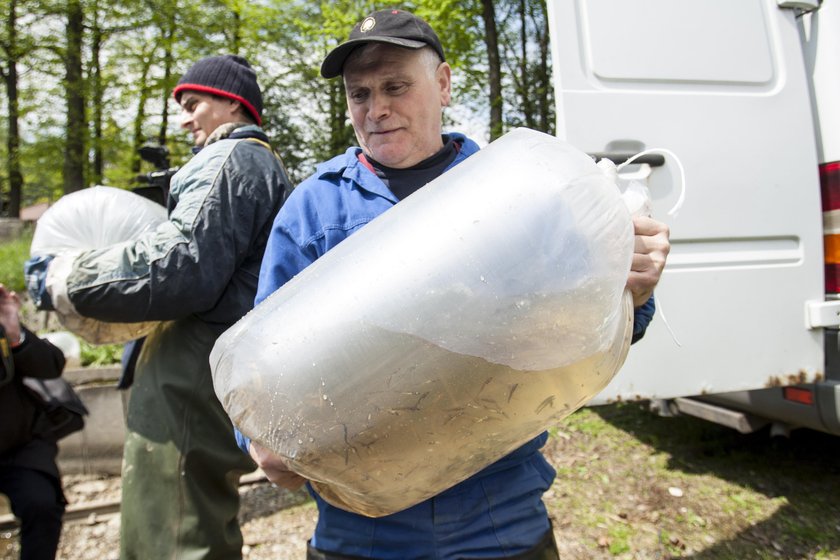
[583,0,774,86]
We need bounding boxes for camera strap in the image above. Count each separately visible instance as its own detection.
[0,324,14,388]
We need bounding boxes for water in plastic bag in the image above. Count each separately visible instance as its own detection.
[30,186,167,344]
[211,128,635,517]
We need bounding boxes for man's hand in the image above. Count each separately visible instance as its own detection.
[627,216,670,307]
[249,441,307,490]
[24,255,55,311]
[0,284,22,345]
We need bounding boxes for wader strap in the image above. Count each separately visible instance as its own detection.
[244,137,292,193]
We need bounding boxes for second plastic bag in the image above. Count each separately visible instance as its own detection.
[31,186,167,344]
[211,128,635,517]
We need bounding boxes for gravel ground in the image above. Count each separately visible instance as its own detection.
[2,404,839,560]
[1,474,317,560]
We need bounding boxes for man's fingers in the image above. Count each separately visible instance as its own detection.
[631,248,667,274]
[628,217,670,307]
[249,442,307,490]
[633,228,670,258]
[632,215,670,237]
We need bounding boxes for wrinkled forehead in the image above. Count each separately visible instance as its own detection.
[343,43,422,79]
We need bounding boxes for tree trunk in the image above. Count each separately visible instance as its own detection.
[230,5,241,54]
[534,0,553,134]
[327,78,352,159]
[63,0,86,194]
[90,1,104,185]
[519,0,535,129]
[481,0,503,140]
[158,9,176,146]
[132,54,153,174]
[4,0,23,217]
[158,46,173,146]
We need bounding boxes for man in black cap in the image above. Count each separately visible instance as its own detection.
[245,9,669,560]
[26,54,291,558]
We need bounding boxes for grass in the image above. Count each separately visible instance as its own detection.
[0,229,32,292]
[79,340,123,367]
[3,394,837,559]
[542,404,840,559]
[2,229,122,366]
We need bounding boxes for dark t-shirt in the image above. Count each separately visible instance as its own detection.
[363,136,459,200]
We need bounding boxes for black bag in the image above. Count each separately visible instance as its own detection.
[23,377,88,441]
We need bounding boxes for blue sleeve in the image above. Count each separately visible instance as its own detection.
[24,255,55,310]
[631,295,655,344]
[255,188,320,305]
[235,428,251,455]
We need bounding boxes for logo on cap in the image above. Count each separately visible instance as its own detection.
[360,17,376,33]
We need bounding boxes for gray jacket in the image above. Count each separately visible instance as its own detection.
[65,124,289,333]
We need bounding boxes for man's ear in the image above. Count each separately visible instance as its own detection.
[437,62,452,108]
[228,99,243,117]
[229,100,258,124]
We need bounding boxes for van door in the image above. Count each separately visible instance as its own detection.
[547,0,826,403]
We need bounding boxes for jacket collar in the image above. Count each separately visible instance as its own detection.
[316,132,479,202]
[192,123,266,154]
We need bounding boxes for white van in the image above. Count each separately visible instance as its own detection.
[547,0,840,435]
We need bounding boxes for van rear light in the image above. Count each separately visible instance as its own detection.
[820,162,840,210]
[826,264,840,293]
[782,386,814,406]
[821,161,840,293]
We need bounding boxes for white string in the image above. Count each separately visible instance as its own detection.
[652,293,681,347]
[616,148,686,218]
[616,148,685,347]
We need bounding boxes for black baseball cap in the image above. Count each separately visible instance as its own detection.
[321,9,445,79]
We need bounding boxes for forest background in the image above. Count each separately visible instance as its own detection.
[0,0,554,217]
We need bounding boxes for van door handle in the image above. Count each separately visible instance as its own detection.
[777,0,820,10]
[589,152,666,167]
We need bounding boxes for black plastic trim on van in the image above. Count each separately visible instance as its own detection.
[590,152,666,167]
[824,329,840,382]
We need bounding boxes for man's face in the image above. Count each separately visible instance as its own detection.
[343,45,451,169]
[179,91,240,146]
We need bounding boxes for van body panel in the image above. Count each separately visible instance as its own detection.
[802,0,840,163]
[698,381,840,436]
[547,0,825,404]
[583,0,775,86]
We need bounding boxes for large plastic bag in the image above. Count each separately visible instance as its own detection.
[31,186,167,344]
[211,128,635,517]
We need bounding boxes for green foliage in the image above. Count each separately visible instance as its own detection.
[0,228,33,292]
[0,1,555,207]
[546,404,840,558]
[79,339,123,366]
[20,127,65,205]
[607,522,632,554]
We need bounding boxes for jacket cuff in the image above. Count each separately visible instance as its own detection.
[631,296,656,344]
[235,428,251,455]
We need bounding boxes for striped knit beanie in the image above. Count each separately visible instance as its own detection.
[173,55,263,125]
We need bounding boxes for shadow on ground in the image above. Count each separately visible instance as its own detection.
[238,484,311,525]
[594,403,840,559]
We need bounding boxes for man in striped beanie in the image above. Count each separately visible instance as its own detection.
[173,54,264,147]
[23,53,292,559]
